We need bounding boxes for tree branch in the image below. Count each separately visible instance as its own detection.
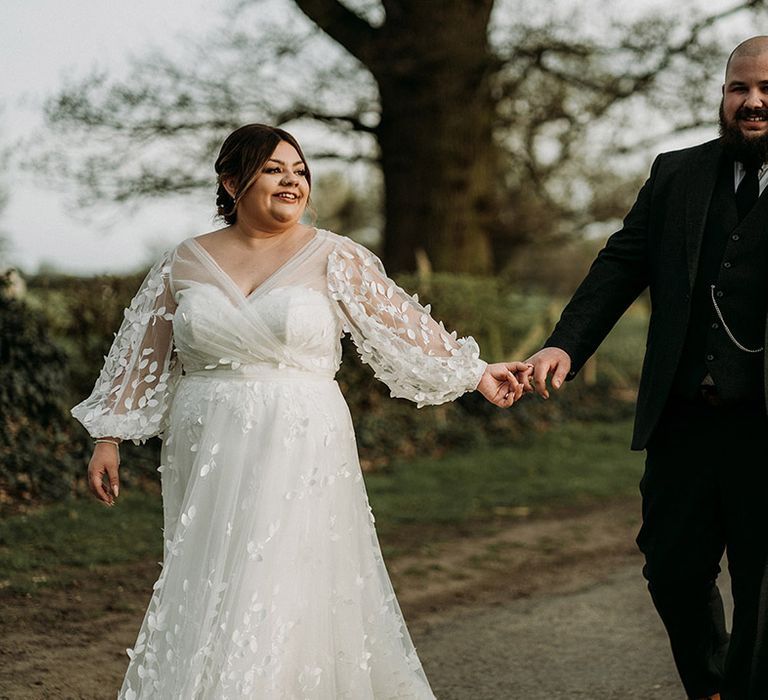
[277,106,379,133]
[612,0,764,89]
[293,0,379,66]
[503,0,766,101]
[308,150,376,163]
[611,118,715,154]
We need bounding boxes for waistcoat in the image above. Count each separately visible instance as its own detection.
[672,156,768,401]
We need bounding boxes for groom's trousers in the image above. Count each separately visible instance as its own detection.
[636,395,768,700]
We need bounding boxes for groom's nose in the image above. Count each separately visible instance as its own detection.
[744,88,766,109]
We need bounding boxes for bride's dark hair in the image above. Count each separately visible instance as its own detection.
[214,124,312,225]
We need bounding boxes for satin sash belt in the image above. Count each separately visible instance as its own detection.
[184,362,336,382]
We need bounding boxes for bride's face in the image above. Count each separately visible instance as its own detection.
[233,141,310,230]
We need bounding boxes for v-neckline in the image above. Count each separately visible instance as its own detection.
[189,229,322,300]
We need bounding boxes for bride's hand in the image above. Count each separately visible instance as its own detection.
[87,440,121,506]
[476,362,533,408]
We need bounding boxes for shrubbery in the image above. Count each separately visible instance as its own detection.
[9,266,645,508]
[0,275,90,506]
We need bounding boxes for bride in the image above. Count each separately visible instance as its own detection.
[73,123,529,699]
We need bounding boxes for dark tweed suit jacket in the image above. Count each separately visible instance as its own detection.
[544,138,768,450]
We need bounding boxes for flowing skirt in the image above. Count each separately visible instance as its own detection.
[118,370,435,699]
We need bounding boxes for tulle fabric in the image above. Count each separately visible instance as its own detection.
[70,253,180,441]
[72,229,486,699]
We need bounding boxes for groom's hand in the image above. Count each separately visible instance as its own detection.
[525,347,571,399]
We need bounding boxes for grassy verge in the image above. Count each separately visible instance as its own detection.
[0,491,163,594]
[368,418,642,554]
[0,418,642,593]
[370,418,641,523]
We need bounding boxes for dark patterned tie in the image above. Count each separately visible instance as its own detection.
[735,161,760,222]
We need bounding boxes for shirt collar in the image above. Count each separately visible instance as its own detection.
[735,160,768,178]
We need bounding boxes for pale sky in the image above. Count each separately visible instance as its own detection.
[2,0,217,274]
[0,0,753,275]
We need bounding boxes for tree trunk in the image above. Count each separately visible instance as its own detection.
[374,0,497,273]
[294,0,499,273]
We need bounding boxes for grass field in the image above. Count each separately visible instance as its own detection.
[0,418,643,594]
[369,418,641,525]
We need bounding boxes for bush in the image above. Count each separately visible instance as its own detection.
[330,271,643,470]
[25,270,147,405]
[14,267,646,506]
[0,275,90,506]
[25,270,163,497]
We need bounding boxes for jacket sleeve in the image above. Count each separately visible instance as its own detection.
[544,155,661,376]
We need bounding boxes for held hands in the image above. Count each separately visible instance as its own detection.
[523,347,572,399]
[476,362,534,407]
[87,440,121,506]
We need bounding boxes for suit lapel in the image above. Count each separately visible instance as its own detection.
[684,141,724,289]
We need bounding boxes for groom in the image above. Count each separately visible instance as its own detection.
[525,37,768,700]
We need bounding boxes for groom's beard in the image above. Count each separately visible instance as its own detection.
[719,99,768,165]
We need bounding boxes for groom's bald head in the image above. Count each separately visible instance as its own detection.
[726,36,768,78]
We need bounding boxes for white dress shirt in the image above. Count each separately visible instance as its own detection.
[733,160,768,195]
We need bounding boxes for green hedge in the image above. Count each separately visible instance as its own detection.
[0,277,90,505]
[5,268,646,509]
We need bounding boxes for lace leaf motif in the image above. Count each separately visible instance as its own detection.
[327,240,486,407]
[71,252,180,442]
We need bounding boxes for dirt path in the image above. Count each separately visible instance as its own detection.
[0,498,701,699]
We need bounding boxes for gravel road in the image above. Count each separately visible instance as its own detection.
[416,564,734,700]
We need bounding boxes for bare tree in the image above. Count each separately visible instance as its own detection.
[38,0,768,273]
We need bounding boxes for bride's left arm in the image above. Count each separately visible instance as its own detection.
[327,238,523,407]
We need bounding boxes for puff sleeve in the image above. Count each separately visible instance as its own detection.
[327,239,486,407]
[71,251,180,442]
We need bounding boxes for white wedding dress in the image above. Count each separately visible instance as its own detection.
[72,229,486,699]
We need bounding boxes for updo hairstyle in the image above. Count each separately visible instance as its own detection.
[214,124,312,225]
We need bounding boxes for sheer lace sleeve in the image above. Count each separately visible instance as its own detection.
[71,251,180,442]
[327,238,486,407]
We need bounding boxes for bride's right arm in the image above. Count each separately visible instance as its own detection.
[87,438,121,505]
[72,251,180,502]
